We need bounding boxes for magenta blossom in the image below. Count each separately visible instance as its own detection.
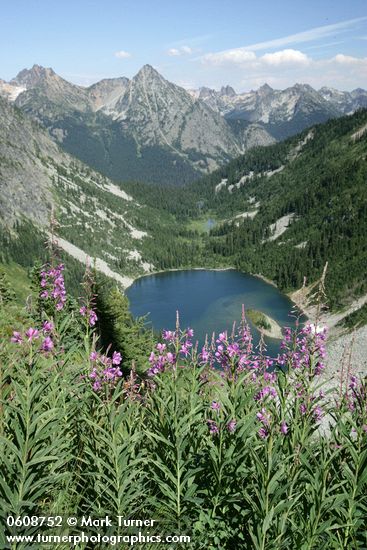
[25,328,39,342]
[42,320,54,333]
[258,427,268,439]
[11,331,23,344]
[41,337,54,352]
[227,419,237,433]
[211,401,221,411]
[280,421,288,435]
[89,311,98,326]
[162,330,175,341]
[207,419,219,435]
[112,351,122,365]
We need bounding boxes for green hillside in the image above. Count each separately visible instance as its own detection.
[124,109,367,310]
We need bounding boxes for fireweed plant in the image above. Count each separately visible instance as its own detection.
[0,264,366,549]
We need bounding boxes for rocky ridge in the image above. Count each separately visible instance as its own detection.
[0,96,156,286]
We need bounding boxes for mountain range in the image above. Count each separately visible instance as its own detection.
[1,64,366,184]
[0,76,367,335]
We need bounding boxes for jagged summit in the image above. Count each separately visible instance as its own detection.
[258,83,273,92]
[291,83,315,93]
[220,85,236,97]
[12,64,56,87]
[134,64,162,81]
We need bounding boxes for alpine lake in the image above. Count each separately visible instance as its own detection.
[126,269,305,357]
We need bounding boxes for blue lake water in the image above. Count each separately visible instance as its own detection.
[126,269,304,357]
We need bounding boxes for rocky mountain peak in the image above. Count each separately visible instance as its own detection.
[199,86,216,98]
[292,83,315,93]
[220,85,236,97]
[12,64,56,87]
[258,83,273,95]
[134,64,162,82]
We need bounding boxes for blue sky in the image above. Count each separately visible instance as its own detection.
[1,0,366,90]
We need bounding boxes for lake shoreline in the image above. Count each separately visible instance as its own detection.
[126,265,310,318]
[124,266,238,290]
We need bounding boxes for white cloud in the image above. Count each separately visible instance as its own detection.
[202,48,310,68]
[167,48,180,56]
[202,49,256,65]
[200,16,367,67]
[191,48,367,92]
[261,49,311,66]
[114,50,131,59]
[167,45,194,56]
[333,53,361,65]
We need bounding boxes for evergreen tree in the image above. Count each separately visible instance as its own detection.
[96,284,154,374]
[0,270,15,305]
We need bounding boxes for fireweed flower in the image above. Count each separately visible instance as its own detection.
[162,330,175,342]
[217,332,227,343]
[89,350,123,391]
[256,408,271,426]
[258,427,268,439]
[89,310,98,326]
[11,331,23,344]
[227,419,237,433]
[42,320,54,333]
[180,341,192,356]
[80,305,98,327]
[41,337,54,352]
[199,346,211,366]
[280,421,288,435]
[211,401,221,411]
[313,405,323,422]
[25,328,39,342]
[300,403,307,415]
[254,385,277,402]
[112,351,122,365]
[207,419,219,435]
[39,263,67,311]
[277,321,328,377]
